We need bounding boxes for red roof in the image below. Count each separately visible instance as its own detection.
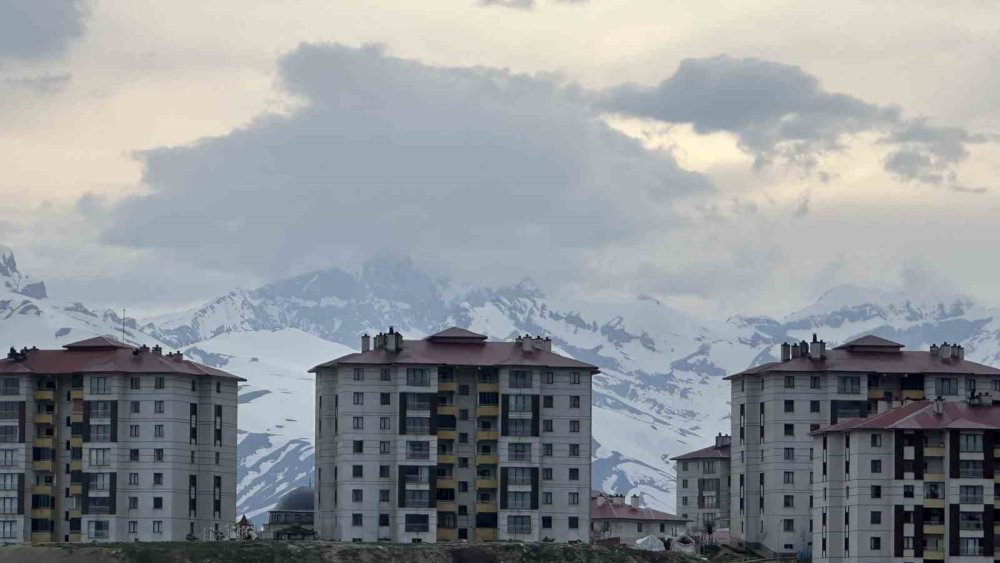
[0,339,244,380]
[425,328,488,342]
[590,497,688,522]
[726,348,1000,379]
[672,443,730,461]
[310,331,598,373]
[812,400,1000,434]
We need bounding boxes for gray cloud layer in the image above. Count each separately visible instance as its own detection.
[0,0,89,60]
[100,43,708,281]
[602,55,989,190]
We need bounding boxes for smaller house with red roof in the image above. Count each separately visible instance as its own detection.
[590,491,688,545]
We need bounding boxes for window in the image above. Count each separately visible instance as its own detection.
[784,400,794,413]
[378,513,389,527]
[128,496,138,510]
[569,444,580,457]
[89,377,109,394]
[153,497,163,509]
[378,368,390,381]
[837,376,860,394]
[870,434,882,447]
[811,376,821,389]
[570,420,580,433]
[509,443,531,461]
[509,419,531,436]
[784,376,795,389]
[155,376,164,389]
[784,424,794,436]
[569,468,579,481]
[870,460,881,473]
[154,401,164,414]
[570,396,580,409]
[88,520,109,539]
[960,433,983,452]
[352,489,363,503]
[543,420,553,432]
[406,441,430,459]
[569,516,579,528]
[353,417,363,430]
[353,392,364,405]
[154,449,164,461]
[783,448,794,461]
[783,495,793,508]
[129,401,140,415]
[510,371,532,388]
[960,459,984,478]
[870,511,881,524]
[353,368,363,381]
[379,465,390,478]
[0,378,18,396]
[153,473,163,486]
[542,443,553,456]
[871,485,881,499]
[216,381,221,393]
[960,485,983,504]
[542,396,553,408]
[783,471,794,484]
[352,514,363,527]
[154,424,164,438]
[508,515,531,534]
[510,491,531,509]
[544,371,553,384]
[352,465,363,478]
[151,520,162,534]
[380,441,390,454]
[810,400,820,413]
[89,448,110,467]
[459,385,469,396]
[129,424,139,438]
[870,537,881,551]
[380,393,390,405]
[543,492,552,505]
[128,472,139,485]
[903,485,914,498]
[353,440,364,454]
[542,516,552,528]
[782,519,794,532]
[91,424,111,442]
[542,468,552,480]
[406,368,430,387]
[0,427,14,444]
[380,417,390,430]
[571,372,581,384]
[130,377,140,390]
[936,377,958,396]
[379,489,390,503]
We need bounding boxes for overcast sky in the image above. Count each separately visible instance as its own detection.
[2,0,1000,318]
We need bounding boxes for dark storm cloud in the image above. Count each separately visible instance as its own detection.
[100,43,710,279]
[602,55,989,190]
[0,0,89,60]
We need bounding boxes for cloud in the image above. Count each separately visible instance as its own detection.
[4,73,70,95]
[601,55,990,190]
[478,0,588,9]
[0,0,90,60]
[99,43,710,285]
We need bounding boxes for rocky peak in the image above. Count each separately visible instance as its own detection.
[0,245,47,299]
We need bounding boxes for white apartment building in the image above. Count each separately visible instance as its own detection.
[311,327,597,543]
[0,336,242,543]
[673,434,731,532]
[728,335,1000,558]
[813,399,1000,563]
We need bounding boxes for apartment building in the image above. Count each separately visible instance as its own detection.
[311,326,598,543]
[673,433,731,532]
[813,399,1000,562]
[727,335,1000,558]
[0,336,242,543]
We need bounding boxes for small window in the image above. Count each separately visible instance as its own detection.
[459,385,469,396]
[543,420,553,432]
[903,485,914,498]
[542,468,552,480]
[782,519,794,532]
[353,440,363,454]
[870,537,881,551]
[542,516,552,528]
[568,516,579,528]
[353,368,364,381]
[810,400,820,413]
[543,492,552,504]
[379,465,389,478]
[871,434,882,447]
[783,495,793,508]
[569,444,580,457]
[353,392,364,405]
[571,372,581,384]
[352,489,363,503]
[810,376,821,389]
[784,376,795,389]
[155,376,164,389]
[379,513,389,526]
[784,400,794,413]
[569,468,579,481]
[352,465,362,478]
[783,448,794,461]
[784,424,794,436]
[380,441,390,454]
[154,449,164,461]
[569,492,579,505]
[215,381,221,393]
[783,471,794,484]
[543,396,553,408]
[570,396,580,409]
[352,514,363,527]
[871,460,882,474]
[380,368,391,381]
[570,420,580,433]
[544,372,554,384]
[379,489,390,502]
[871,485,881,499]
[353,417,363,430]
[380,393,390,405]
[130,377,140,390]
[153,497,163,509]
[380,417,390,430]
[154,401,164,414]
[870,511,881,524]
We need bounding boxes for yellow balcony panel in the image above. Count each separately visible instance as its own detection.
[70,413,83,425]
[923,550,944,560]
[32,413,53,425]
[476,454,499,466]
[437,501,457,512]
[924,473,944,482]
[32,460,53,472]
[438,381,457,392]
[475,501,497,513]
[994,447,1000,458]
[437,527,458,542]
[438,405,457,416]
[436,478,457,489]
[30,532,53,543]
[477,430,498,441]
[474,528,497,542]
[476,405,499,417]
[437,430,457,441]
[476,478,498,489]
[924,498,945,508]
[69,460,82,472]
[924,446,945,457]
[70,436,82,448]
[68,532,81,543]
[70,389,83,401]
[923,524,945,535]
[868,388,884,399]
[32,484,52,496]
[31,508,52,520]
[438,454,456,465]
[902,389,925,400]
[69,484,82,496]
[477,383,499,393]
[33,436,53,449]
[69,509,81,519]
[33,389,55,402]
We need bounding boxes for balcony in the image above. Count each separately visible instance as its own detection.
[477,405,499,417]
[924,446,945,457]
[70,436,82,448]
[476,501,497,513]
[69,509,81,519]
[438,405,457,416]
[32,460,53,472]
[476,478,498,489]
[33,436,53,449]
[68,532,81,543]
[474,528,497,542]
[437,430,456,441]
[923,550,944,560]
[437,527,457,542]
[32,413,53,425]
[477,382,499,393]
[69,460,82,472]
[436,478,457,489]
[902,389,926,400]
[33,389,55,402]
[70,389,83,401]
[477,430,498,441]
[436,501,457,512]
[30,532,53,543]
[924,498,945,508]
[69,484,82,496]
[438,381,457,392]
[960,495,984,505]
[924,472,945,482]
[923,524,945,535]
[476,454,499,465]
[33,484,52,496]
[867,388,884,399]
[31,508,52,520]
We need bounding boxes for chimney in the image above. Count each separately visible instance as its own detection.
[522,335,535,353]
[930,344,939,356]
[933,397,944,415]
[152,345,162,356]
[611,495,624,507]
[957,345,965,360]
[810,339,821,359]
[780,342,790,362]
[940,343,952,361]
[800,340,810,358]
[361,334,371,353]
[818,340,826,359]
[385,330,398,353]
[595,495,606,507]
[172,351,183,361]
[7,347,15,360]
[715,433,731,448]
[791,343,801,359]
[630,495,641,508]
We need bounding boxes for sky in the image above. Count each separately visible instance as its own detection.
[2,0,1000,319]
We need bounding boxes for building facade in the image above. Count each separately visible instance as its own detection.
[311,327,597,543]
[261,486,315,540]
[728,335,1000,557]
[673,434,731,532]
[590,492,688,545]
[0,336,242,543]
[813,399,1000,562]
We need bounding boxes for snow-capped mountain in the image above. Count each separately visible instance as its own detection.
[4,247,1000,523]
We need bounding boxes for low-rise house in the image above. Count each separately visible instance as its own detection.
[590,492,688,545]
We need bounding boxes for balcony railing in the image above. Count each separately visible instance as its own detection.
[961,495,984,504]
[509,525,531,534]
